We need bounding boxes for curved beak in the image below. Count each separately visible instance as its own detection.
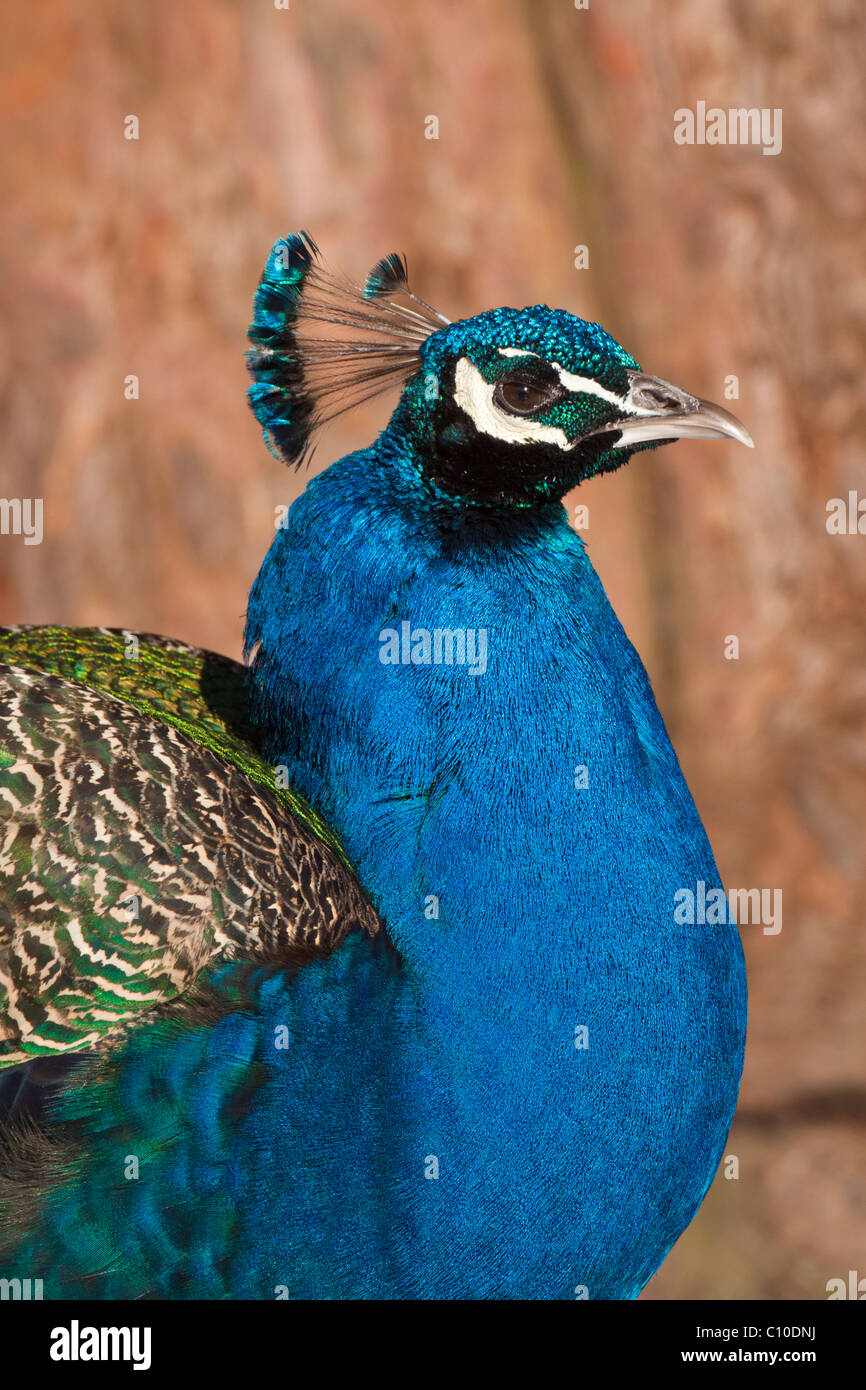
[591,370,754,450]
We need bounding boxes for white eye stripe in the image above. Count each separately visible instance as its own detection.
[454,350,667,450]
[453,357,571,450]
[497,347,644,415]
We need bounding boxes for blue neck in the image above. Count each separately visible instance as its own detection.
[246,433,730,1002]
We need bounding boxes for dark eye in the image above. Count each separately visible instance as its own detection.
[493,377,561,416]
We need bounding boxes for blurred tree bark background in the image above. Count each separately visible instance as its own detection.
[1,0,864,1297]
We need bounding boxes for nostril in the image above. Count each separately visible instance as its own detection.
[628,375,696,414]
[642,386,680,410]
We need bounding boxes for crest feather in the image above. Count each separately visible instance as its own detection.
[247,233,447,467]
[364,253,409,298]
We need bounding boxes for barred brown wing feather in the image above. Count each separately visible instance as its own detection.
[0,666,378,1066]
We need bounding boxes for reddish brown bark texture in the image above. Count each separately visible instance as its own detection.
[1,1,864,1297]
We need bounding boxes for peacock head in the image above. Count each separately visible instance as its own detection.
[247,233,753,511]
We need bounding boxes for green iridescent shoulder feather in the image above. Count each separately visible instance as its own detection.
[0,627,378,1068]
[0,625,344,861]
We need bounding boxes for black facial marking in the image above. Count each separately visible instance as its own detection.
[415,359,627,510]
[428,430,616,508]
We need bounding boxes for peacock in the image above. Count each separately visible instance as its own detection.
[0,233,750,1299]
